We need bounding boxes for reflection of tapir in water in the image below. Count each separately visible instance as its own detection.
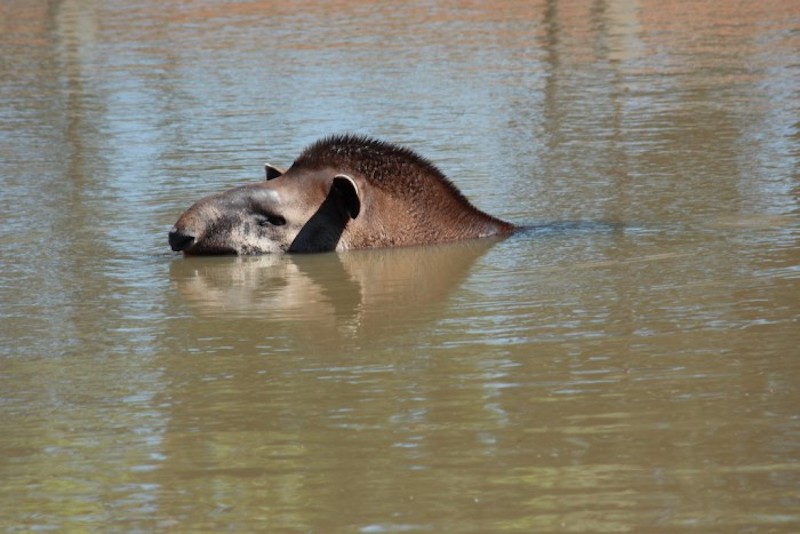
[169,240,498,345]
[169,135,516,255]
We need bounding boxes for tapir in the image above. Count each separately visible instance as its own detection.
[168,135,516,255]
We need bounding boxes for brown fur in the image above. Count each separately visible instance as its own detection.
[296,135,467,201]
[292,135,514,247]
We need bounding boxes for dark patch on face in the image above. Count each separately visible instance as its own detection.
[288,187,351,253]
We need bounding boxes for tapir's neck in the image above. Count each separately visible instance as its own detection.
[339,190,514,250]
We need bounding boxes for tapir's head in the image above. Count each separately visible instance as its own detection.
[168,164,361,255]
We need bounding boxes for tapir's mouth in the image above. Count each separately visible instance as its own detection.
[168,227,196,252]
[169,227,237,255]
[182,246,238,256]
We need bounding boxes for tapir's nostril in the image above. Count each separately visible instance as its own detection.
[168,227,196,252]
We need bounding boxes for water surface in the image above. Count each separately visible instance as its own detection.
[1,0,799,531]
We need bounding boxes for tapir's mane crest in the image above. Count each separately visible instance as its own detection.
[292,134,467,200]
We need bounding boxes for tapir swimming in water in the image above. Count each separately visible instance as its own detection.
[168,135,516,255]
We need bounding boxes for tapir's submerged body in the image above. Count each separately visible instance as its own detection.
[169,135,515,255]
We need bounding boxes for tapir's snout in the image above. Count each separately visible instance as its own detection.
[168,211,239,255]
[168,226,196,252]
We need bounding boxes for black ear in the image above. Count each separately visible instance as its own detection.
[265,163,285,180]
[332,174,361,219]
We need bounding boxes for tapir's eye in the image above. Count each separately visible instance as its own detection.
[256,214,286,227]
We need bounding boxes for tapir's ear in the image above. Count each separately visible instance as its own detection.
[265,163,285,181]
[332,174,360,219]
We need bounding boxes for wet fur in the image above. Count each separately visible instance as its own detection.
[295,135,466,201]
[293,135,514,240]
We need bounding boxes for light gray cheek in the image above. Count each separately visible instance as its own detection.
[252,188,281,206]
[266,189,281,203]
[231,222,297,254]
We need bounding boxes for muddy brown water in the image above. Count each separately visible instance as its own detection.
[1,0,799,531]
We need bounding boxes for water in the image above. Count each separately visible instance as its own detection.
[2,0,799,531]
